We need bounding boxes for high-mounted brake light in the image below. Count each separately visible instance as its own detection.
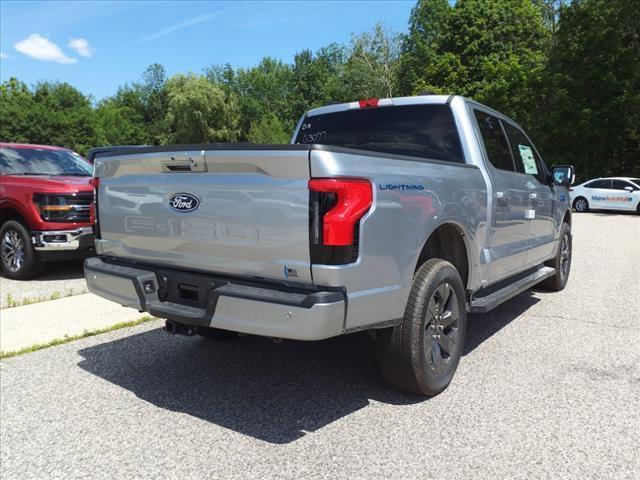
[309,178,372,246]
[358,98,379,108]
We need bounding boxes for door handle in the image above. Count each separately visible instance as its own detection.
[529,192,543,206]
[495,191,509,207]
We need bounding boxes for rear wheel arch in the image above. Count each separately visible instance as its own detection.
[416,223,470,289]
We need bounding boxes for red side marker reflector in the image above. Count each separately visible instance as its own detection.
[89,177,100,188]
[358,98,379,108]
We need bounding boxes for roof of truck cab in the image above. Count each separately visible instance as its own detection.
[305,94,454,117]
[304,95,518,127]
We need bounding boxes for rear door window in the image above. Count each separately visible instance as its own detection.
[502,122,546,183]
[474,111,515,172]
[295,104,464,163]
[586,179,611,189]
[612,180,636,190]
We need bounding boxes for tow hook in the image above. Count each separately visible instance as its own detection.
[165,319,196,336]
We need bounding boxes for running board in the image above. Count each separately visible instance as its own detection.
[469,266,555,313]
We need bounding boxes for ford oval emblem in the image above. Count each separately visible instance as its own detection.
[168,193,200,212]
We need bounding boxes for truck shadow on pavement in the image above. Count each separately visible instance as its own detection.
[77,291,539,444]
[36,259,86,280]
[465,291,540,354]
[0,259,85,281]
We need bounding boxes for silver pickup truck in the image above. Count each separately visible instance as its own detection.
[85,95,574,396]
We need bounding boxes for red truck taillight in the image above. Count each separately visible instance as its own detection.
[309,178,372,265]
[89,177,101,238]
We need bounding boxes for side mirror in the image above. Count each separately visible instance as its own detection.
[551,165,575,187]
[624,186,633,192]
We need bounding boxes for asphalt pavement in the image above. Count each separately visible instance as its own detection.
[1,212,639,480]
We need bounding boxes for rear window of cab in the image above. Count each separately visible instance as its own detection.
[294,104,464,164]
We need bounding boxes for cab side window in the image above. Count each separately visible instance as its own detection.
[474,111,515,172]
[612,180,637,191]
[586,179,611,189]
[503,122,546,183]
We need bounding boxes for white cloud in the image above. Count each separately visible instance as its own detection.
[68,38,94,58]
[132,11,225,45]
[14,34,77,64]
[0,52,9,59]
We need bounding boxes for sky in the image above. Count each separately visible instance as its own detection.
[0,0,414,100]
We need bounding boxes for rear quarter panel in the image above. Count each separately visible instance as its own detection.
[310,149,488,330]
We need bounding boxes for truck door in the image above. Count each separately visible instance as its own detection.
[502,122,556,265]
[473,109,531,283]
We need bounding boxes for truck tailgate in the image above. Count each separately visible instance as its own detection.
[93,146,313,283]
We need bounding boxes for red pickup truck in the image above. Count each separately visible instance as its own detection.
[0,143,95,279]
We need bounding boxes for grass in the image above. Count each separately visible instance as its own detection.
[0,315,156,359]
[4,288,87,309]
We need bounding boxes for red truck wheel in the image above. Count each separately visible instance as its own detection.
[0,220,43,280]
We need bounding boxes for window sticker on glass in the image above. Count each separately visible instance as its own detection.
[518,145,538,175]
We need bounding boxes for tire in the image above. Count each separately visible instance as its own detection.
[375,258,467,396]
[197,327,239,341]
[573,197,589,212]
[0,220,43,280]
[539,222,572,291]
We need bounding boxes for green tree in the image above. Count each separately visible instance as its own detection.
[345,23,401,98]
[288,45,348,121]
[1,79,100,153]
[0,78,38,143]
[397,0,548,128]
[139,63,169,143]
[165,73,238,143]
[397,0,452,95]
[247,113,290,144]
[95,100,147,146]
[541,0,640,178]
[27,81,99,154]
[232,58,293,139]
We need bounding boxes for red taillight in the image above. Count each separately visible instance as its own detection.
[358,98,379,108]
[309,178,372,246]
[89,177,99,221]
[89,177,100,237]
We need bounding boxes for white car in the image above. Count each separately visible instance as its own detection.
[570,177,640,213]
